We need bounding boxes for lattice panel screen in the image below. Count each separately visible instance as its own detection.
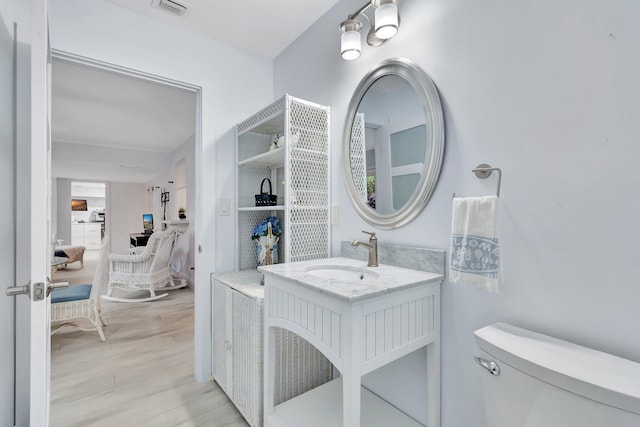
[289,153,329,206]
[287,97,330,262]
[288,209,330,262]
[212,282,228,391]
[237,97,286,135]
[350,113,367,202]
[289,100,330,139]
[275,168,285,205]
[231,290,263,426]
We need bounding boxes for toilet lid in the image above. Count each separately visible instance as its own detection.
[474,322,640,415]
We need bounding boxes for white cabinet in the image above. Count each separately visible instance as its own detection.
[211,271,332,427]
[236,94,330,270]
[71,223,101,249]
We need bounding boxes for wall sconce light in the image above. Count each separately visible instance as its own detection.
[339,0,399,60]
[340,19,363,60]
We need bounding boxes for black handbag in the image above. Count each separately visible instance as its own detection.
[255,178,278,206]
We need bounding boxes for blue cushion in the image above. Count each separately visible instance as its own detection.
[51,284,92,303]
[54,250,66,258]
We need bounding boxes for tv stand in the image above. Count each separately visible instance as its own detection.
[130,232,151,248]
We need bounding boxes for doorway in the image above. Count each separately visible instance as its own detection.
[49,50,202,423]
[70,181,106,246]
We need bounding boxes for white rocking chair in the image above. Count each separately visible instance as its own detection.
[102,229,186,303]
[51,237,110,341]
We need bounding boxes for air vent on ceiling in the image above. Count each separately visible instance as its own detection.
[152,0,190,16]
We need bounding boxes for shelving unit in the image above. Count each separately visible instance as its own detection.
[210,95,332,426]
[236,94,330,271]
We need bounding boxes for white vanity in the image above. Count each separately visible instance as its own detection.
[260,257,443,427]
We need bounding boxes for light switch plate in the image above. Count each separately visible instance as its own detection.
[331,205,339,224]
[218,198,230,216]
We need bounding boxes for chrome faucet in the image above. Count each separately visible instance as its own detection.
[352,230,379,267]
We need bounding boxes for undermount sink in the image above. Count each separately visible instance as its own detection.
[304,265,379,282]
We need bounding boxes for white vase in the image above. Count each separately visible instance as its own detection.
[256,236,279,266]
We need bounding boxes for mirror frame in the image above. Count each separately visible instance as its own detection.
[342,58,445,229]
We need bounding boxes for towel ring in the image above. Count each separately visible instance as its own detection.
[453,163,502,198]
[473,164,502,197]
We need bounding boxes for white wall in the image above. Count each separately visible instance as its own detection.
[108,182,152,255]
[49,0,273,381]
[275,0,640,425]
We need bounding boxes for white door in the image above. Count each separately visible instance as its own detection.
[1,0,51,426]
[0,7,17,427]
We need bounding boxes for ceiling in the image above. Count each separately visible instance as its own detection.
[52,59,196,152]
[52,0,339,183]
[105,0,340,59]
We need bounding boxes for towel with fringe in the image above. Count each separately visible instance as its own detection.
[449,195,501,292]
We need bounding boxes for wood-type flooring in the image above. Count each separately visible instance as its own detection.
[50,254,249,427]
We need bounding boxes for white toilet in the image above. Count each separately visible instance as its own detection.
[474,322,640,427]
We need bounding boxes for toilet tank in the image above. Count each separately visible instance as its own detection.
[474,322,640,427]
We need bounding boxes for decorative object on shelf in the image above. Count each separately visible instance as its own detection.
[178,207,186,219]
[269,134,281,151]
[255,178,278,207]
[253,216,281,267]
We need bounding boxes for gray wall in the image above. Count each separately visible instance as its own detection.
[108,182,152,255]
[55,178,72,244]
[274,0,640,425]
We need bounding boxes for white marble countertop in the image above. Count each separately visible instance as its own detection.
[258,257,443,303]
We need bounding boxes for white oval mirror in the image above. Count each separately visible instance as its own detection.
[343,58,445,229]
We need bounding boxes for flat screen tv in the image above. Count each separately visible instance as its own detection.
[143,213,154,233]
[71,199,88,211]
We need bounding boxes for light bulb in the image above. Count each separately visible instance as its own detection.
[374,2,398,40]
[340,19,362,60]
[341,30,361,60]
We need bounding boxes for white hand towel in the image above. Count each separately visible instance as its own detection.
[449,195,501,293]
